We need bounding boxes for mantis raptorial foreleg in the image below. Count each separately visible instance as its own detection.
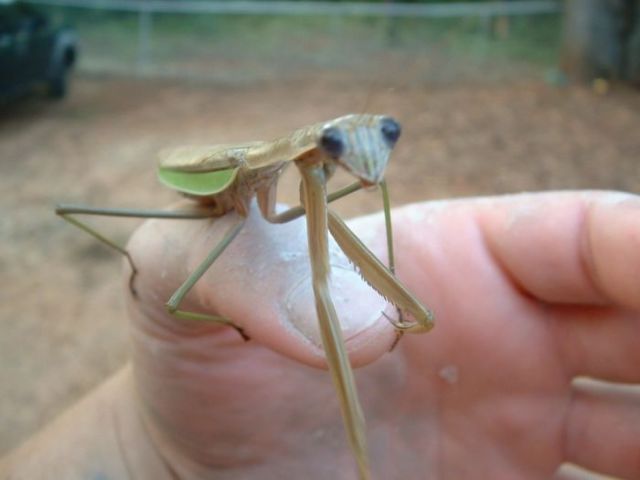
[328,210,434,334]
[259,179,407,331]
[298,162,371,480]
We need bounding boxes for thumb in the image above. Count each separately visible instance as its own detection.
[125,202,397,370]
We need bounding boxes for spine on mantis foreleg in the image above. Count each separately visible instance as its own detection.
[299,161,371,480]
[327,211,434,335]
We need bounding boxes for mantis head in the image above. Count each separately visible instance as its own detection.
[318,114,401,187]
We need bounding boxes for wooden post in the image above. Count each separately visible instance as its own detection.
[561,0,640,83]
[621,0,639,82]
[137,6,152,74]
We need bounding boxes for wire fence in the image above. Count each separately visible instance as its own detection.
[27,0,563,85]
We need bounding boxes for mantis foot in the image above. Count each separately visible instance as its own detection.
[165,304,250,341]
[125,252,139,298]
[382,309,406,351]
[127,269,138,298]
[234,326,251,342]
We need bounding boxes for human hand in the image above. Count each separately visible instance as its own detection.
[122,191,640,480]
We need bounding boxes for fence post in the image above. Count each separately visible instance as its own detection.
[482,13,494,38]
[137,5,153,73]
[561,0,640,83]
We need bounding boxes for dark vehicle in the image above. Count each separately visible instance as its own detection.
[0,1,76,101]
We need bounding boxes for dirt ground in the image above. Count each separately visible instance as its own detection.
[0,75,638,455]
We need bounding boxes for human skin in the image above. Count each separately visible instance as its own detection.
[2,191,639,480]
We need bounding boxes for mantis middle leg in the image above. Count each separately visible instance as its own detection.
[165,217,248,340]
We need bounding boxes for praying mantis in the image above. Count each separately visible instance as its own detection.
[55,114,434,480]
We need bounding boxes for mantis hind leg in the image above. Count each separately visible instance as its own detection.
[165,218,248,341]
[57,210,139,295]
[55,204,219,296]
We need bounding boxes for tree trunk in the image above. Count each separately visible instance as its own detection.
[561,0,640,83]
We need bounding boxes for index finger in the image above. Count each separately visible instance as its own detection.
[479,191,640,310]
[363,191,640,383]
[480,191,640,382]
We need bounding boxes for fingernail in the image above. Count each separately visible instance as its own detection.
[284,265,387,347]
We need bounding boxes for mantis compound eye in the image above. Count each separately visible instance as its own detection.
[380,117,401,146]
[320,126,345,158]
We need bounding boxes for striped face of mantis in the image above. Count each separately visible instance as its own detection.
[318,114,401,187]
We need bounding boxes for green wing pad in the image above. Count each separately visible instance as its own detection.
[157,167,239,196]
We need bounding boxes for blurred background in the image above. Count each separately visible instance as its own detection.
[1,0,639,463]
